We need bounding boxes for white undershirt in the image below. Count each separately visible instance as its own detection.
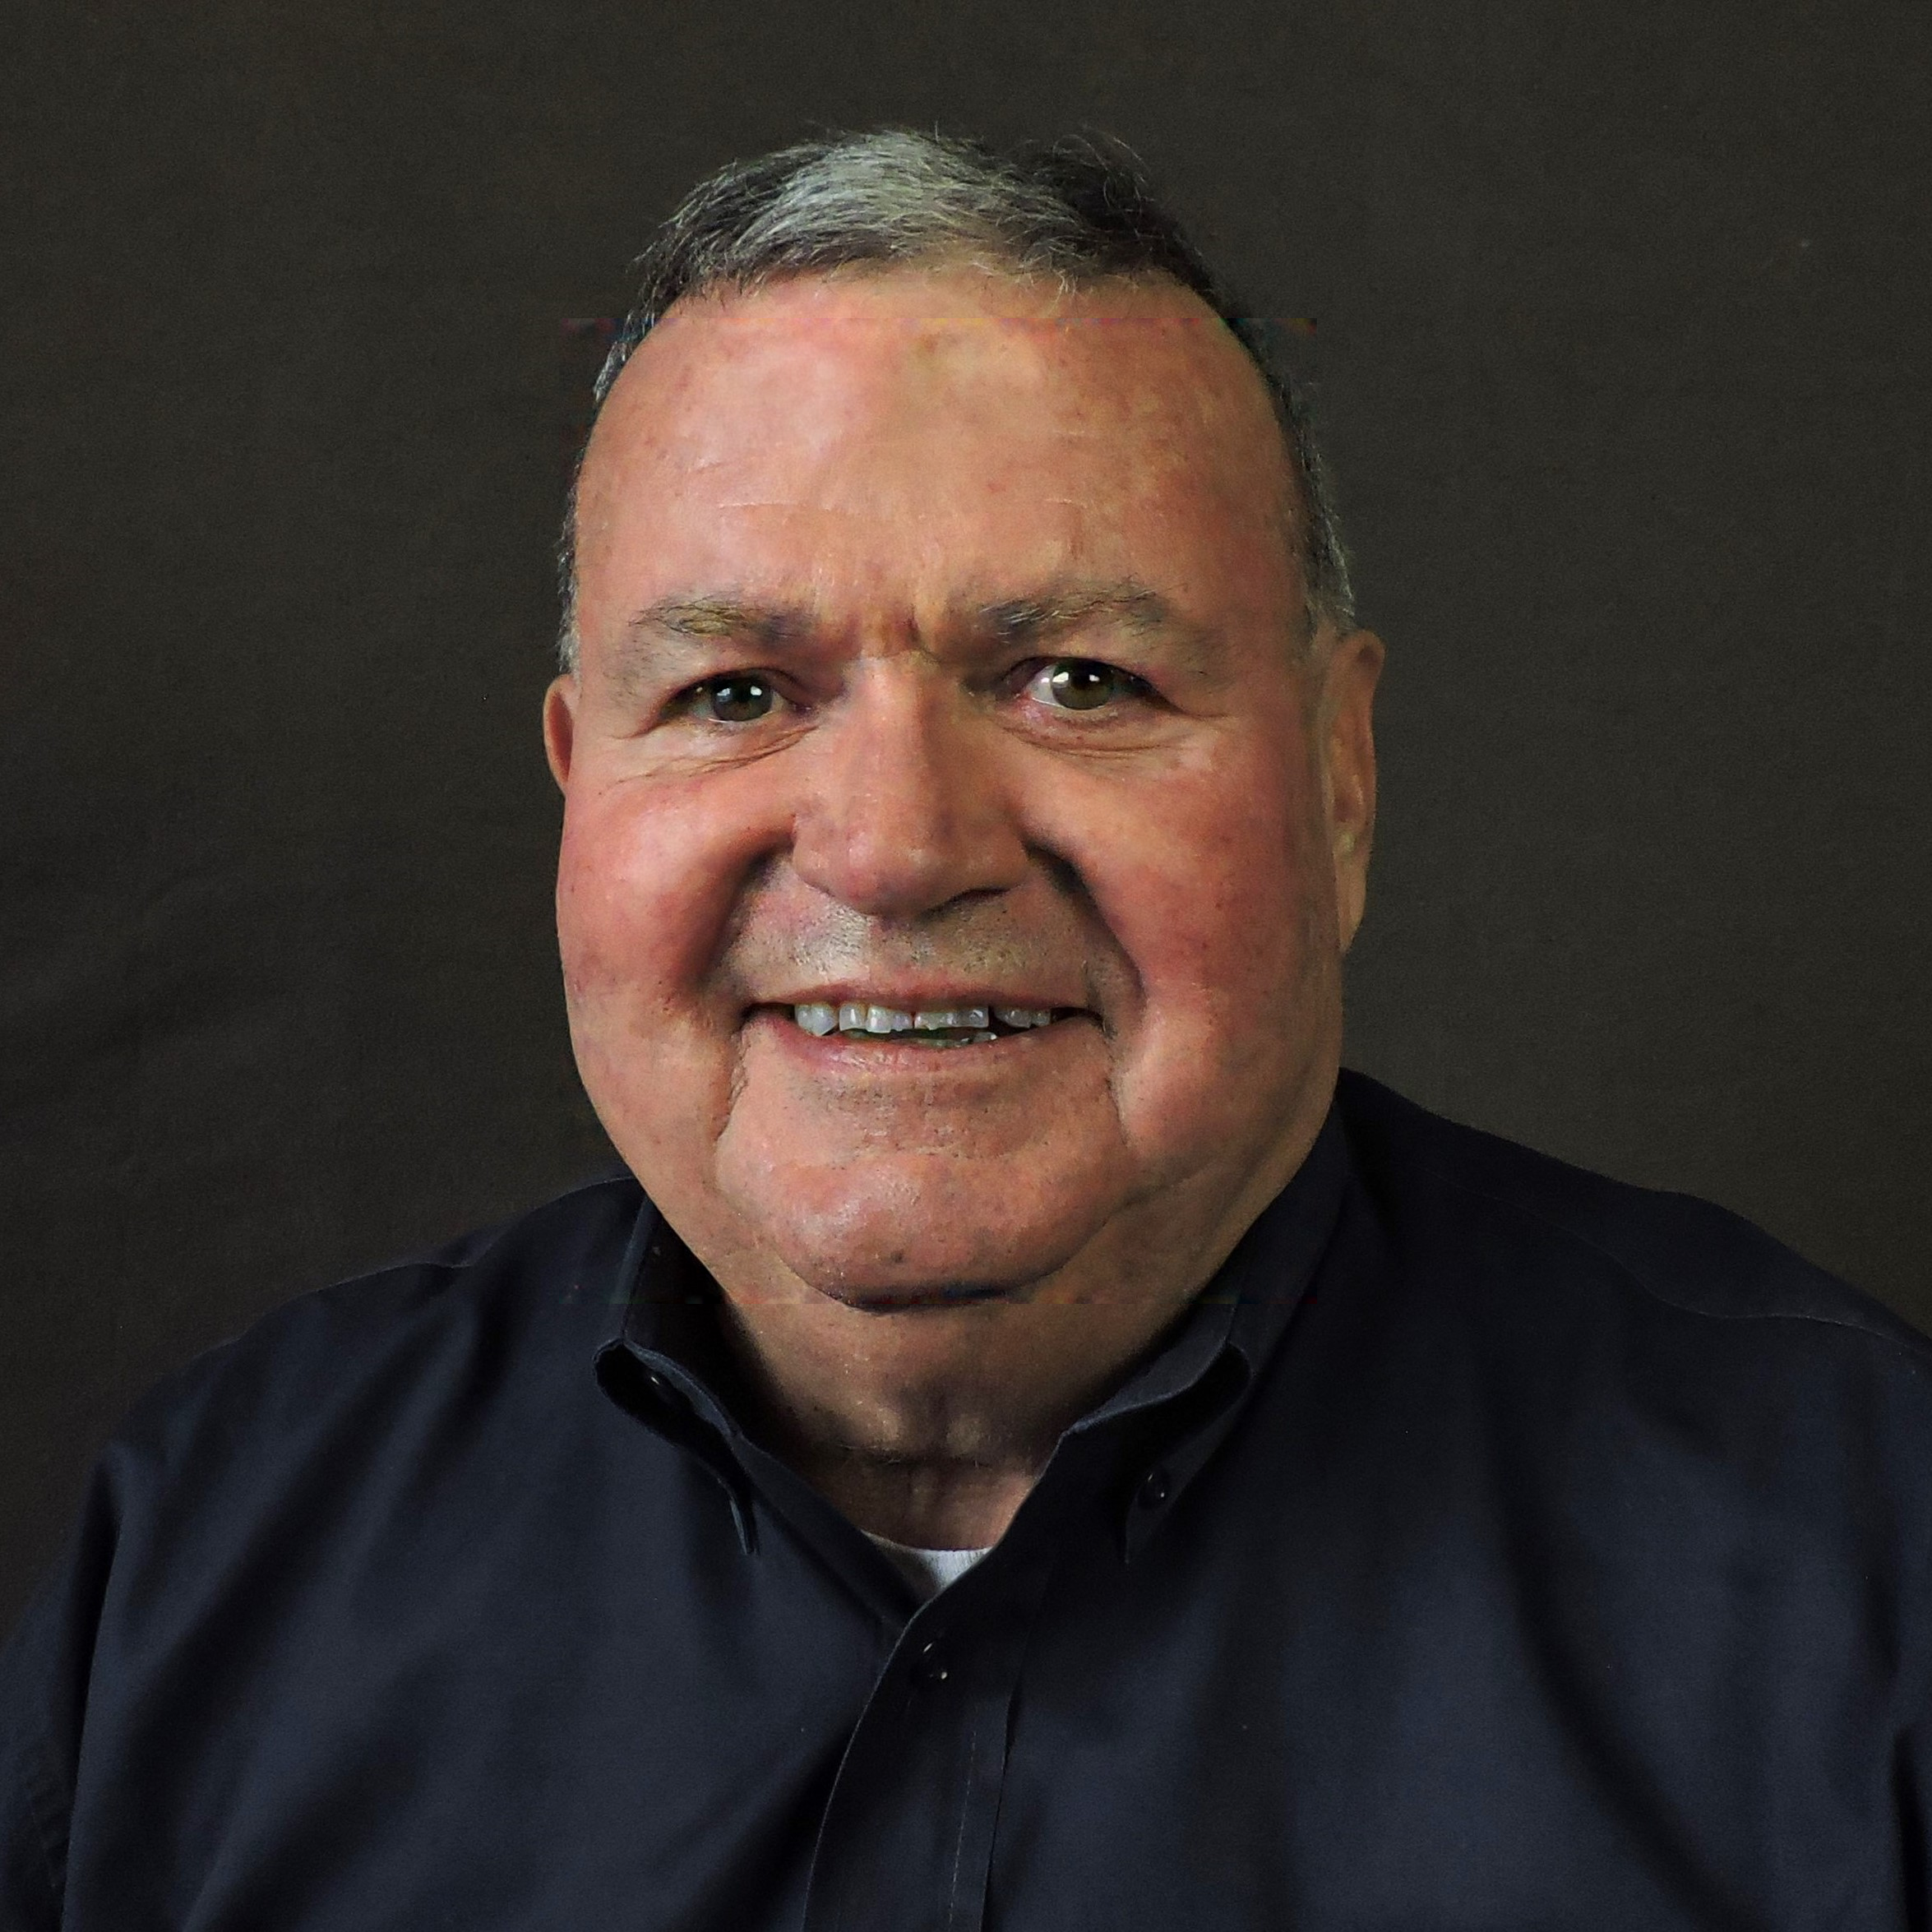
[865,1532,993,1601]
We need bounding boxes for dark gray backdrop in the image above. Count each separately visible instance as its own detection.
[3,0,1927,1639]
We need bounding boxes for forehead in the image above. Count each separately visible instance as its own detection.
[571,266,1297,635]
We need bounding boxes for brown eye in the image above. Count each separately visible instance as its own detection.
[1029,659,1138,711]
[694,674,778,723]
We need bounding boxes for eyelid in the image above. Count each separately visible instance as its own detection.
[661,656,1154,723]
[1015,655,1153,703]
[664,668,796,723]
[682,667,781,693]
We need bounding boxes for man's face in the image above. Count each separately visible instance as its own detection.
[548,266,1380,1417]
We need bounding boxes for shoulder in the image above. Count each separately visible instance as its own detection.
[0,1172,651,1915]
[1333,1066,1932,1374]
[103,1169,647,1503]
[8,1169,649,1656]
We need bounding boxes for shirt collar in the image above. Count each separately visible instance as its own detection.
[1067,1094,1351,1434]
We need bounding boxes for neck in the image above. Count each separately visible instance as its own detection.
[714,1226,1218,1550]
[781,1435,1042,1549]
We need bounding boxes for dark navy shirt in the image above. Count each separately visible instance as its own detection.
[5,1070,1931,1930]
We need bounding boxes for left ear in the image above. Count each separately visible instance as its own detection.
[1315,628,1385,954]
[543,673,580,793]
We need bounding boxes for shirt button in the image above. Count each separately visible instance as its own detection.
[1137,1467,1172,1509]
[913,1640,951,1687]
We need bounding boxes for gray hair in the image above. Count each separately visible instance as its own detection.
[556,128,1354,671]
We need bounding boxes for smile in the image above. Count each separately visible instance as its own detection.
[789,1001,1061,1048]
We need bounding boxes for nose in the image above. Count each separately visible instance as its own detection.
[788,659,1028,918]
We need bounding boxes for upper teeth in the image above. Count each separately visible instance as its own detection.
[791,1001,1056,1037]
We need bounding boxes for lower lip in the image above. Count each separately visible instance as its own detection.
[746,1008,1082,1069]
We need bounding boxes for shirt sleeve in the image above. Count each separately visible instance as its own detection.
[0,1467,120,1931]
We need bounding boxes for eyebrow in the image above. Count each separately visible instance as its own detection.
[611,578,1209,678]
[624,597,816,649]
[604,597,815,697]
[972,580,1221,679]
[975,583,1180,647]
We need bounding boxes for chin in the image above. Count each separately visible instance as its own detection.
[721,1151,1116,1306]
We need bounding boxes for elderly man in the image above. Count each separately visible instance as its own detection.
[4,130,1929,1930]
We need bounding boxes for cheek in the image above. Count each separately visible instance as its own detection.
[1065,736,1329,1098]
[555,777,753,1009]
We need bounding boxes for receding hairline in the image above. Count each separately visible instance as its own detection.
[607,256,1288,392]
[555,127,1357,671]
[596,254,1297,478]
[572,256,1315,657]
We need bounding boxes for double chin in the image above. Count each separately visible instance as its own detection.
[712,1100,1128,1304]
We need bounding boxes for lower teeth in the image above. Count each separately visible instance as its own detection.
[844,1028,1001,1047]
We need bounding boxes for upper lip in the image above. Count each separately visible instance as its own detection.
[754,986,1079,1012]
